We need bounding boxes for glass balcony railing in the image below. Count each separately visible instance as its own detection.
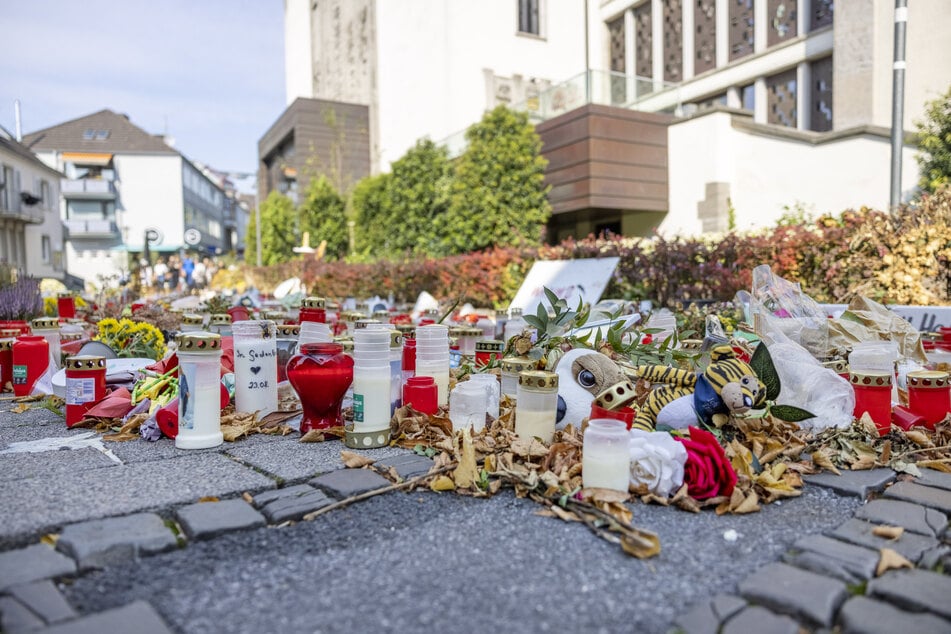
[61,179,117,198]
[64,219,120,238]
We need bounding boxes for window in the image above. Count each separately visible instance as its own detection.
[40,180,51,209]
[766,68,797,127]
[517,0,540,35]
[810,56,833,132]
[41,236,51,263]
[811,0,833,30]
[767,0,798,47]
[635,3,653,78]
[663,0,683,82]
[729,0,755,61]
[740,84,755,111]
[83,129,95,140]
[82,129,110,140]
[0,164,9,210]
[66,200,115,220]
[695,0,717,74]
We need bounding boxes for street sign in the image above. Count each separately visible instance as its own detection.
[144,228,163,245]
[183,228,201,246]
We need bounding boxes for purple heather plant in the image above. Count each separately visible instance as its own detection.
[0,275,42,321]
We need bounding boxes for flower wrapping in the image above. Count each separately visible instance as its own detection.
[629,429,687,497]
[674,426,737,500]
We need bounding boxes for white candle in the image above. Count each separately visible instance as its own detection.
[352,369,391,431]
[514,409,555,443]
[415,359,449,406]
[582,449,630,491]
[233,322,279,417]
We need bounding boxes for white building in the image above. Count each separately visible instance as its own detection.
[23,110,229,289]
[0,127,64,281]
[281,0,951,238]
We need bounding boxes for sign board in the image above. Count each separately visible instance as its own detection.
[821,303,951,332]
[510,258,620,315]
[183,228,201,246]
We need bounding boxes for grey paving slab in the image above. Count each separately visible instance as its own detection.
[0,407,69,428]
[174,499,265,540]
[721,606,800,634]
[783,534,879,583]
[0,596,45,633]
[373,453,434,479]
[0,545,76,592]
[867,569,951,621]
[839,596,951,634]
[35,600,173,634]
[310,467,393,499]
[0,453,276,548]
[106,431,288,464]
[674,594,746,634]
[884,481,951,514]
[253,485,334,523]
[0,449,117,483]
[737,562,847,627]
[6,581,76,624]
[0,424,90,446]
[225,439,407,483]
[915,468,951,492]
[854,498,948,537]
[828,518,939,563]
[804,469,896,498]
[57,513,178,571]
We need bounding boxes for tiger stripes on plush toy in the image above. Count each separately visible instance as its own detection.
[632,345,766,431]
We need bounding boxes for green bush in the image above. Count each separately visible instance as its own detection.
[300,176,348,260]
[917,85,951,194]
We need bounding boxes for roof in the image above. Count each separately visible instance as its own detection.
[22,109,178,155]
[0,126,63,176]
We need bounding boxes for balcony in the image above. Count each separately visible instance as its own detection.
[61,179,117,199]
[64,219,120,238]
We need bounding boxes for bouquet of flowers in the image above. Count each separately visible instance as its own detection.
[95,318,167,360]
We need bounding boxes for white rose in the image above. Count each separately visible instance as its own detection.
[628,429,687,497]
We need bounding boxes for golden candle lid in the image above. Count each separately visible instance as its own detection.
[509,307,523,317]
[594,380,638,410]
[66,318,87,325]
[460,327,483,337]
[518,370,558,390]
[679,339,703,352]
[849,371,893,387]
[175,332,222,351]
[822,359,849,374]
[373,310,390,319]
[302,296,326,309]
[60,332,83,342]
[476,340,505,353]
[57,291,74,299]
[181,314,204,326]
[65,355,106,371]
[389,331,403,349]
[424,308,440,316]
[262,311,287,321]
[501,356,535,373]
[209,313,232,325]
[448,326,467,337]
[0,338,14,351]
[907,370,950,389]
[354,319,380,329]
[0,329,21,337]
[31,317,59,330]
[276,324,300,337]
[343,311,366,321]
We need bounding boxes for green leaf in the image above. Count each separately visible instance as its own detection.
[543,287,560,310]
[750,343,781,401]
[769,404,815,422]
[523,314,545,331]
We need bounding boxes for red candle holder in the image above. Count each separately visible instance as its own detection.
[475,340,505,368]
[57,293,76,319]
[12,335,49,397]
[299,297,327,324]
[589,402,636,429]
[892,405,928,431]
[939,327,951,343]
[850,371,893,436]
[402,376,438,415]
[64,356,106,427]
[906,370,950,429]
[0,338,13,390]
[286,343,353,433]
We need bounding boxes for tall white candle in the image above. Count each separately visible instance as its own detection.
[233,321,278,417]
[352,369,392,431]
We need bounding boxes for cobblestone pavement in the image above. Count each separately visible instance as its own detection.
[1,405,949,633]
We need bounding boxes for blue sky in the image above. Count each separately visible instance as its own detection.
[0,0,285,191]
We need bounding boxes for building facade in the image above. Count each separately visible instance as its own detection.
[23,110,228,289]
[0,128,64,280]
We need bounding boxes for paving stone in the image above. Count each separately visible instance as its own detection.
[674,594,746,634]
[0,545,76,592]
[251,484,335,523]
[783,534,880,583]
[226,440,407,483]
[867,568,951,621]
[6,581,75,624]
[737,562,847,627]
[56,513,178,571]
[920,545,951,570]
[804,469,896,498]
[854,498,948,537]
[0,447,117,483]
[310,468,392,499]
[0,453,275,548]
[828,519,939,563]
[0,596,45,633]
[884,481,951,515]
[35,600,173,634]
[373,453,434,479]
[174,499,266,540]
[839,596,950,634]
[915,468,951,493]
[721,606,800,634]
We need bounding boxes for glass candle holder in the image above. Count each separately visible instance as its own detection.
[275,324,300,383]
[503,307,527,345]
[208,314,233,336]
[907,370,950,428]
[450,381,488,432]
[57,292,76,319]
[12,335,49,397]
[262,311,288,325]
[457,327,482,357]
[583,419,631,492]
[31,317,61,370]
[402,337,416,385]
[64,355,106,427]
[500,357,535,399]
[175,333,224,449]
[515,370,559,443]
[287,342,353,433]
[300,297,327,324]
[475,340,505,368]
[403,376,438,414]
[416,325,450,406]
[466,373,500,422]
[850,371,893,436]
[233,320,279,417]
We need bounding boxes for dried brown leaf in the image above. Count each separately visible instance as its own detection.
[429,475,455,491]
[550,505,582,522]
[733,491,761,514]
[534,509,556,518]
[673,496,701,513]
[905,430,933,447]
[811,449,841,475]
[341,450,376,469]
[871,525,904,540]
[876,548,913,576]
[581,488,631,504]
[453,428,479,489]
[11,403,29,414]
[511,437,550,459]
[850,455,878,471]
[40,533,59,547]
[198,496,219,503]
[242,492,254,504]
[879,440,892,465]
[620,531,661,559]
[641,493,670,506]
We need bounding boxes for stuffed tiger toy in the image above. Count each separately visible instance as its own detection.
[632,345,766,431]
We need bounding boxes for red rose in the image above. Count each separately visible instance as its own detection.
[674,426,737,500]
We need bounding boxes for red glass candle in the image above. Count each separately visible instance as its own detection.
[475,340,505,368]
[57,292,76,319]
[402,337,416,379]
[286,343,354,433]
[299,296,327,324]
[892,405,928,431]
[64,356,106,427]
[589,402,636,429]
[850,371,893,436]
[227,306,251,322]
[0,338,13,390]
[907,370,950,429]
[939,327,951,343]
[12,335,49,397]
[402,376,438,415]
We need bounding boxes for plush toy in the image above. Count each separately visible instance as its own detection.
[632,345,766,431]
[553,348,632,428]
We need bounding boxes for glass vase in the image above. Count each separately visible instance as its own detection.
[287,342,354,433]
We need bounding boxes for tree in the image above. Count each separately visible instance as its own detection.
[299,176,348,260]
[350,172,393,259]
[438,106,551,255]
[245,191,297,266]
[916,85,951,194]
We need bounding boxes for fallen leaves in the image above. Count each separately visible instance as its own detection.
[876,548,913,576]
[300,427,346,443]
[220,409,295,442]
[871,525,904,540]
[341,450,375,469]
